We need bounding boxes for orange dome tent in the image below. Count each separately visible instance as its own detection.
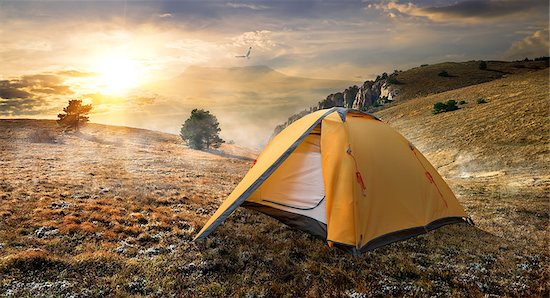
[194,107,472,254]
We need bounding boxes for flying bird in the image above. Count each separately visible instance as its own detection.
[235,47,252,59]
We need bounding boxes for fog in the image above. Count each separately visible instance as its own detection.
[72,66,356,149]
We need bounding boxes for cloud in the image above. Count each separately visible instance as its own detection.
[19,75,73,94]
[0,98,47,116]
[83,93,123,106]
[158,13,173,18]
[226,2,270,10]
[0,39,52,54]
[0,73,77,116]
[0,81,32,99]
[0,74,74,100]
[56,70,96,77]
[132,95,158,106]
[369,0,549,23]
[164,38,221,65]
[232,30,279,50]
[505,28,549,59]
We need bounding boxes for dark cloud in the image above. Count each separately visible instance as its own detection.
[0,80,32,99]
[372,0,549,23]
[422,0,548,19]
[226,2,271,10]
[0,72,77,116]
[0,98,50,116]
[0,74,73,100]
[1,0,365,32]
[0,98,39,109]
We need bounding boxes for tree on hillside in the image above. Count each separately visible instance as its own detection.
[479,61,487,70]
[57,99,92,131]
[180,109,224,150]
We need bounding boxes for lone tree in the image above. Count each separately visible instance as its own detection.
[57,99,92,131]
[479,61,487,70]
[180,109,224,150]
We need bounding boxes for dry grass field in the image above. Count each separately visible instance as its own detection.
[376,68,549,250]
[390,60,549,101]
[0,69,548,297]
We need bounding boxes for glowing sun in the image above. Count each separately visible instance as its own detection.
[94,56,146,95]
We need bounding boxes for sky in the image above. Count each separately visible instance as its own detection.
[0,0,548,147]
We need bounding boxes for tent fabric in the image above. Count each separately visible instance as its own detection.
[193,108,336,241]
[194,107,470,252]
[241,201,328,239]
[247,132,326,224]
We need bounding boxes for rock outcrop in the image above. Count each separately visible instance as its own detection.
[353,80,383,109]
[274,72,403,134]
[344,86,359,108]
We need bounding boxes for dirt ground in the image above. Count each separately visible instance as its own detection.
[0,69,548,297]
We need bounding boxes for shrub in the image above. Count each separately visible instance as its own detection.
[476,98,487,104]
[433,102,447,114]
[479,61,487,70]
[387,76,403,85]
[446,100,458,111]
[28,129,57,143]
[180,109,224,150]
[459,100,467,105]
[438,70,451,77]
[432,100,459,114]
[376,72,388,82]
[420,64,429,67]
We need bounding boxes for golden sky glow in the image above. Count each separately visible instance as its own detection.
[0,1,548,147]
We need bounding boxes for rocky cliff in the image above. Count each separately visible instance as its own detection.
[273,72,400,135]
[273,59,549,136]
[317,72,399,111]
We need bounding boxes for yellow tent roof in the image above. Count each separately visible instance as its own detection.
[194,107,470,253]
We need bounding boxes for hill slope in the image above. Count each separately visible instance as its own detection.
[388,59,549,101]
[375,69,549,251]
[0,69,548,296]
[274,59,548,134]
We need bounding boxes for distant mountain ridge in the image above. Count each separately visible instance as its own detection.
[156,65,355,96]
[273,58,549,135]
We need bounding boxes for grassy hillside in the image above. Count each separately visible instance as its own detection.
[273,59,548,133]
[375,68,549,253]
[390,60,548,101]
[0,68,548,296]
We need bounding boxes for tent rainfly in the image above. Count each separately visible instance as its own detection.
[194,107,472,254]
